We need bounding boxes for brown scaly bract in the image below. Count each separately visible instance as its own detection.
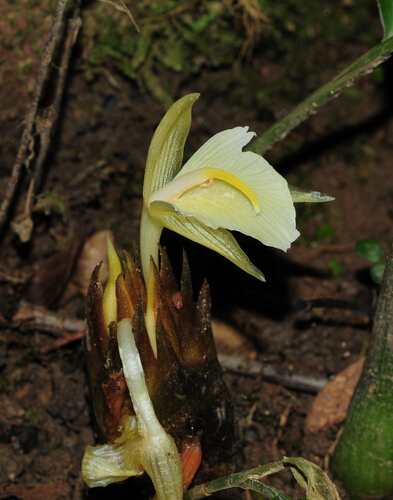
[85,246,241,484]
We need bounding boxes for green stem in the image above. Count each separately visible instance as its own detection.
[139,206,164,282]
[255,37,393,154]
[183,461,289,500]
[332,242,393,498]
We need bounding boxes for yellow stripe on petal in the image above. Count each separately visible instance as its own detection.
[149,167,260,214]
[202,168,260,214]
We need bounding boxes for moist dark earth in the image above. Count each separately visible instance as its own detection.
[1,1,393,499]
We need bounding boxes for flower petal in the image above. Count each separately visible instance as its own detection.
[179,126,256,176]
[149,201,265,281]
[169,178,299,251]
[82,437,144,488]
[149,167,260,214]
[159,127,299,251]
[143,93,200,200]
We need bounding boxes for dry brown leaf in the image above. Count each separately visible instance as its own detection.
[305,358,364,433]
[72,230,111,295]
[212,318,247,350]
[25,237,84,307]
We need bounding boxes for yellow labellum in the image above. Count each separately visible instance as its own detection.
[149,167,260,214]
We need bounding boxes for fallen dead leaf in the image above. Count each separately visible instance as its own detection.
[72,230,111,295]
[305,358,364,433]
[25,237,84,307]
[212,318,248,351]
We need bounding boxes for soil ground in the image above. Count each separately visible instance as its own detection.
[1,1,393,499]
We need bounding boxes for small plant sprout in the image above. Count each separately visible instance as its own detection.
[356,237,386,284]
[141,93,333,342]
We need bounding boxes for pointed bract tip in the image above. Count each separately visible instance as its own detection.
[289,185,335,203]
[251,263,266,282]
[103,233,123,327]
[145,258,160,358]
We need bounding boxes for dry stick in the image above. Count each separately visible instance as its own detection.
[9,303,327,392]
[295,298,375,319]
[98,0,140,32]
[218,352,327,393]
[0,0,79,240]
[12,13,82,242]
[12,300,86,337]
[0,0,68,235]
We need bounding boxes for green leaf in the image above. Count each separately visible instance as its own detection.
[328,259,342,278]
[356,238,384,263]
[378,0,393,40]
[255,37,393,154]
[283,457,341,500]
[316,225,335,242]
[184,460,288,500]
[242,478,293,499]
[371,261,387,284]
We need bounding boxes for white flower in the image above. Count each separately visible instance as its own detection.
[140,93,332,283]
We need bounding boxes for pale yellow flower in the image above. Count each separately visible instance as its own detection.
[140,93,332,283]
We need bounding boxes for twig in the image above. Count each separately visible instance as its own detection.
[41,330,86,353]
[0,268,29,285]
[295,298,374,319]
[0,0,81,241]
[218,352,327,393]
[271,403,292,460]
[8,305,329,392]
[0,0,68,236]
[12,4,82,242]
[98,0,140,32]
[12,300,85,337]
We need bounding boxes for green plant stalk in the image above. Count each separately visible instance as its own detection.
[183,457,341,500]
[183,460,289,500]
[332,242,393,498]
[255,36,393,154]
